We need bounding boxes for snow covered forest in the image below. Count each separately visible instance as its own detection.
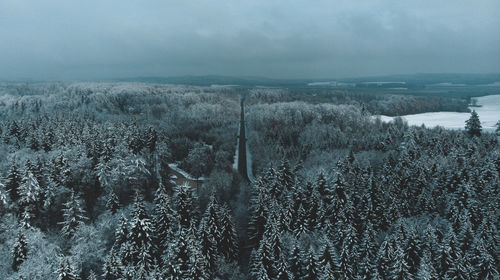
[0,82,498,279]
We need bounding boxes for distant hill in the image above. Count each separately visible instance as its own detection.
[115,73,500,88]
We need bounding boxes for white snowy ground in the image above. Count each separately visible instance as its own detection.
[376,95,500,132]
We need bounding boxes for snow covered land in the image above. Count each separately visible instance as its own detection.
[377,95,500,132]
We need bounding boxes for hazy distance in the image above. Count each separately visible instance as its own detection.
[1,0,499,81]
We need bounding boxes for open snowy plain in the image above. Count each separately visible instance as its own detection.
[378,95,500,132]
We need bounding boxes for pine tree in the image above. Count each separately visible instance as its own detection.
[87,270,97,280]
[163,227,192,279]
[198,194,220,273]
[115,215,129,248]
[275,253,292,280]
[465,110,482,137]
[337,239,355,280]
[56,258,79,280]
[102,248,122,280]
[417,250,438,280]
[358,221,377,277]
[288,242,303,280]
[302,248,319,280]
[152,184,177,262]
[248,191,269,247]
[317,240,337,274]
[475,241,499,280]
[174,183,198,228]
[128,193,154,272]
[19,168,42,219]
[446,252,472,280]
[105,189,120,214]
[405,229,422,275]
[189,237,210,280]
[377,238,394,279]
[250,236,274,279]
[6,160,21,201]
[59,191,87,238]
[218,204,239,262]
[12,229,28,271]
[277,159,294,195]
[387,242,414,280]
[319,262,336,280]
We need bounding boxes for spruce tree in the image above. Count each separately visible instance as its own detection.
[302,248,319,280]
[417,250,438,280]
[105,189,120,214]
[18,170,41,210]
[248,191,269,246]
[6,160,21,201]
[388,243,414,280]
[475,241,499,280]
[218,204,239,262]
[465,110,482,137]
[275,253,292,280]
[317,240,337,274]
[174,183,198,228]
[56,259,79,280]
[12,229,28,271]
[102,248,122,280]
[128,193,154,272]
[152,184,177,263]
[288,242,303,280]
[163,227,192,279]
[59,190,87,238]
[87,270,97,280]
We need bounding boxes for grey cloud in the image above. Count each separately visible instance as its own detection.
[0,0,499,80]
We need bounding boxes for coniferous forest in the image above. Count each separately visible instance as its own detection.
[0,82,498,280]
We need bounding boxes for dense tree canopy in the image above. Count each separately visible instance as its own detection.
[0,82,497,279]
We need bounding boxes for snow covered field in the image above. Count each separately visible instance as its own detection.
[377,95,500,132]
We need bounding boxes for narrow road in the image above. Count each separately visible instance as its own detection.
[237,96,249,180]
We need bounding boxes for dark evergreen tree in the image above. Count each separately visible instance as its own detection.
[6,160,21,201]
[198,195,220,274]
[465,110,482,137]
[317,240,337,274]
[163,227,192,279]
[302,248,319,280]
[288,242,303,280]
[114,215,129,249]
[277,159,294,195]
[474,241,499,280]
[417,250,438,280]
[105,189,120,214]
[12,229,28,271]
[405,229,422,275]
[248,190,269,247]
[128,193,154,272]
[152,183,177,263]
[56,259,79,280]
[59,191,87,238]
[275,253,292,280]
[102,248,122,280]
[387,243,414,280]
[218,204,239,262]
[174,183,198,228]
[87,270,97,280]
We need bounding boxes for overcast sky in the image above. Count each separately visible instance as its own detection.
[1,0,499,80]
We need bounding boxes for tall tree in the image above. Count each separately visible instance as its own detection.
[59,191,87,238]
[56,259,79,280]
[152,184,177,262]
[6,160,21,201]
[12,229,28,271]
[128,193,154,272]
[465,110,482,137]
